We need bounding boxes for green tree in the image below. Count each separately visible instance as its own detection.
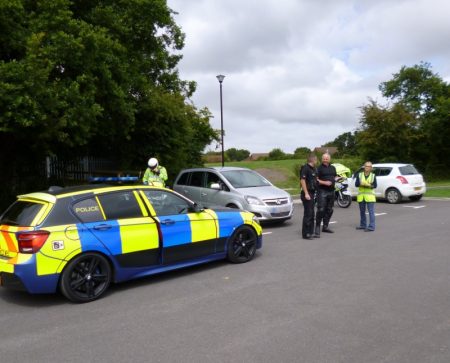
[293,147,311,159]
[0,0,216,187]
[226,148,250,161]
[379,62,450,172]
[324,132,358,156]
[357,100,419,163]
[267,148,287,160]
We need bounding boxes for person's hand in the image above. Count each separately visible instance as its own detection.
[324,180,332,186]
[153,169,160,175]
[305,194,311,201]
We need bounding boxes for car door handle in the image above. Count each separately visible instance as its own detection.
[93,224,112,231]
[160,219,175,226]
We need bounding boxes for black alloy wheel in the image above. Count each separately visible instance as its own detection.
[227,226,257,263]
[60,253,112,303]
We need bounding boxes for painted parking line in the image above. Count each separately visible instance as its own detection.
[403,205,426,209]
[262,232,273,235]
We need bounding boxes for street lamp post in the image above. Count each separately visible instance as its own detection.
[216,74,225,167]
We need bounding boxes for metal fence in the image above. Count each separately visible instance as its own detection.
[0,156,138,210]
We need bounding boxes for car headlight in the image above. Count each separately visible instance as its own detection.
[245,195,265,206]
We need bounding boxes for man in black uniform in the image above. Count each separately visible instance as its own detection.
[300,154,318,240]
[315,153,337,237]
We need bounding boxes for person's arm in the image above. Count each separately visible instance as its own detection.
[159,167,168,182]
[142,168,150,184]
[355,173,361,187]
[371,174,377,189]
[300,178,311,200]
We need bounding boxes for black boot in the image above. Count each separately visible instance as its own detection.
[313,225,320,238]
[322,225,334,233]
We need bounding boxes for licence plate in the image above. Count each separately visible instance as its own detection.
[414,187,421,191]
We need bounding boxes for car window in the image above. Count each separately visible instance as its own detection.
[188,171,204,187]
[142,190,191,216]
[176,172,190,186]
[73,198,104,223]
[97,191,142,220]
[206,172,222,187]
[0,201,45,226]
[378,168,392,176]
[399,165,419,175]
[221,170,271,188]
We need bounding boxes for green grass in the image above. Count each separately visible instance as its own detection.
[425,181,450,198]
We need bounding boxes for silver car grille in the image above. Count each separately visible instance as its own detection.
[264,198,289,206]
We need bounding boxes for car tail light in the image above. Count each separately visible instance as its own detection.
[17,231,50,253]
[396,176,408,184]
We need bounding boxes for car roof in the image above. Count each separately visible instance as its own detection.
[18,184,162,202]
[180,166,252,173]
[372,163,412,167]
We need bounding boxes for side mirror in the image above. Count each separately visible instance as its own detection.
[190,203,204,213]
[210,183,221,190]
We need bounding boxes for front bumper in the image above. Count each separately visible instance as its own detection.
[246,202,294,221]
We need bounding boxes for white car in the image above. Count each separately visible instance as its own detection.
[348,163,426,204]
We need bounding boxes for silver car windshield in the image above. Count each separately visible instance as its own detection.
[221,170,271,188]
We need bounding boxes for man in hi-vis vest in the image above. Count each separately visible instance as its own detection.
[355,162,377,231]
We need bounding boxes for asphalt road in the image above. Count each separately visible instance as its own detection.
[1,199,450,363]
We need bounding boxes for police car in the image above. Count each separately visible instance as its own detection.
[0,185,262,302]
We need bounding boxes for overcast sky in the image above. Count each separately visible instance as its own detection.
[167,0,450,153]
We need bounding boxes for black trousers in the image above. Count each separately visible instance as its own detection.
[301,192,315,237]
[316,189,334,227]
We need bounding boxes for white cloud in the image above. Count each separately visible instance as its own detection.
[168,0,450,153]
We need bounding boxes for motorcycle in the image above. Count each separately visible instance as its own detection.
[335,177,352,208]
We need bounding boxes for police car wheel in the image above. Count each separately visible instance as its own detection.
[227,226,257,263]
[60,253,112,303]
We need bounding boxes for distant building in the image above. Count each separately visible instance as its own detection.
[313,147,339,155]
[246,153,269,161]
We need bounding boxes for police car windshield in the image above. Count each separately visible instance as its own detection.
[221,170,271,188]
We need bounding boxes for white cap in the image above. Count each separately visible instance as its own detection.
[148,158,158,168]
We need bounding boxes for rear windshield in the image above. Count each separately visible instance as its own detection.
[399,165,419,175]
[221,170,271,188]
[0,201,44,226]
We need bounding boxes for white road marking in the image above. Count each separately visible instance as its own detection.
[375,213,387,216]
[403,205,426,209]
[262,232,273,235]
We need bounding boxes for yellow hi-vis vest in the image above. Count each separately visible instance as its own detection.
[357,172,376,203]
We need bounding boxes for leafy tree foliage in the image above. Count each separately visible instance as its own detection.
[0,0,216,185]
[267,148,287,160]
[293,147,311,159]
[359,63,449,175]
[324,132,358,156]
[357,100,419,163]
[379,62,450,174]
[226,148,250,161]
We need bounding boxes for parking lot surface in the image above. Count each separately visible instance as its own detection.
[1,199,449,363]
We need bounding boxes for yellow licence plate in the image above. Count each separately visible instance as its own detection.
[414,187,421,191]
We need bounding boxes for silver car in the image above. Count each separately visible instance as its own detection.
[173,167,294,222]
